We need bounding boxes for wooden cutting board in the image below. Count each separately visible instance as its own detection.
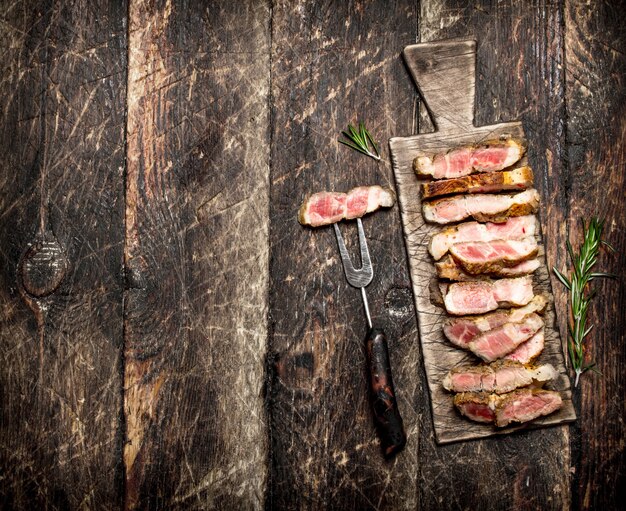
[389,39,576,444]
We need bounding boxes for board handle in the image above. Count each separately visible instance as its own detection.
[403,39,476,133]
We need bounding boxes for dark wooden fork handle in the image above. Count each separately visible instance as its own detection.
[366,328,406,458]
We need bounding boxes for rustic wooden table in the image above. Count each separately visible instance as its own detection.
[1,1,624,510]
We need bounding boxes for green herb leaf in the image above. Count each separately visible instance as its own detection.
[553,217,616,387]
[338,122,382,161]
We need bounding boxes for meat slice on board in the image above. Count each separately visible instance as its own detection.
[454,389,563,427]
[443,295,548,347]
[442,360,558,394]
[414,138,526,179]
[467,313,544,362]
[421,166,534,199]
[448,237,538,275]
[423,189,540,224]
[429,215,537,260]
[443,276,535,315]
[436,255,540,281]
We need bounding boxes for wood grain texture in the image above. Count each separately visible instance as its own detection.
[564,1,626,508]
[267,1,421,509]
[407,1,573,509]
[392,39,575,443]
[0,1,126,508]
[124,0,270,508]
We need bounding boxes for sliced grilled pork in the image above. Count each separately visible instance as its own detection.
[453,392,496,423]
[298,186,395,227]
[494,389,563,427]
[423,189,540,225]
[443,295,548,348]
[436,255,540,281]
[429,216,537,260]
[443,276,534,315]
[421,166,534,199]
[504,329,545,364]
[414,138,525,179]
[454,389,562,427]
[442,360,558,394]
[468,313,544,362]
[449,237,538,275]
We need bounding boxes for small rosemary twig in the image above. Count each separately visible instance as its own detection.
[553,217,616,387]
[339,122,381,161]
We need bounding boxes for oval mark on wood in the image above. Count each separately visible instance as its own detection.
[19,231,68,298]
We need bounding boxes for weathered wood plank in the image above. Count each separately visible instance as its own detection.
[0,1,126,508]
[123,0,270,508]
[267,1,421,509]
[409,1,572,509]
[564,1,626,508]
[391,39,576,442]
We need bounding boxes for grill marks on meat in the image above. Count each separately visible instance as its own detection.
[423,189,540,224]
[421,166,534,199]
[443,276,534,315]
[436,255,540,281]
[413,138,525,179]
[298,185,395,227]
[443,295,548,348]
[467,313,544,362]
[429,216,537,261]
[448,237,538,275]
[454,389,563,427]
[442,360,558,394]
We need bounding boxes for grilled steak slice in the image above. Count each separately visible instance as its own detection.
[443,360,558,394]
[423,189,540,224]
[429,216,537,260]
[504,329,545,364]
[468,313,544,362]
[453,392,496,423]
[414,138,525,179]
[443,295,548,348]
[298,186,395,227]
[421,166,534,199]
[449,237,538,275]
[453,389,563,427]
[443,276,534,315]
[494,389,563,427]
[436,255,540,281]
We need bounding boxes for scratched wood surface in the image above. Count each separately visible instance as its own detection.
[123,1,270,509]
[0,1,624,510]
[267,1,421,509]
[390,39,576,443]
[0,1,126,509]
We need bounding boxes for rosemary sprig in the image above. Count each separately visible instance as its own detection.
[339,122,381,161]
[552,217,616,387]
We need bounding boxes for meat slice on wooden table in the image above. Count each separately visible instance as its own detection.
[298,185,395,227]
[443,295,547,348]
[448,237,538,275]
[422,189,540,224]
[442,360,558,394]
[421,166,534,199]
[468,313,544,362]
[504,329,545,364]
[453,389,563,427]
[436,255,540,281]
[413,138,526,179]
[443,276,535,315]
[429,215,537,260]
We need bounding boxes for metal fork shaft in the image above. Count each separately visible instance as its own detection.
[361,287,372,329]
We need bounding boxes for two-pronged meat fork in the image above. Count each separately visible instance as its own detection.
[333,218,406,458]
